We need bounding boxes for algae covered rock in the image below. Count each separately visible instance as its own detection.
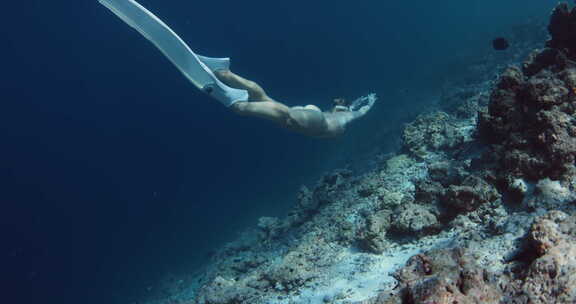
[479,3,576,182]
[359,210,393,254]
[443,175,500,213]
[198,276,261,304]
[402,111,455,158]
[260,240,336,293]
[402,109,477,160]
[547,2,576,58]
[519,210,576,303]
[390,203,441,236]
[392,248,503,304]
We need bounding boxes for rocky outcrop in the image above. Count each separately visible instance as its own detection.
[479,3,576,182]
[358,210,576,304]
[547,3,576,59]
[402,111,475,159]
[519,210,576,303]
[395,248,503,304]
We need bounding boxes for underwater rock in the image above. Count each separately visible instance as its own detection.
[427,160,468,186]
[529,210,574,255]
[402,111,471,159]
[260,239,339,293]
[284,169,355,230]
[390,203,441,236]
[257,216,285,240]
[357,211,576,304]
[414,180,445,206]
[547,3,576,59]
[197,276,261,304]
[284,185,319,228]
[414,172,500,223]
[442,175,501,214]
[312,168,354,206]
[506,177,529,202]
[479,4,576,182]
[522,48,561,77]
[383,154,417,174]
[524,178,576,210]
[515,210,576,303]
[359,210,393,254]
[439,81,488,118]
[392,247,503,304]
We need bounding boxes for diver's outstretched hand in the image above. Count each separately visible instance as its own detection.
[350,93,377,117]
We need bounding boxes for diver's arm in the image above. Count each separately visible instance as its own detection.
[324,111,362,126]
[323,94,377,133]
[325,104,370,125]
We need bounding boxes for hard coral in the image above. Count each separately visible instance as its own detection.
[479,2,576,181]
[357,211,576,304]
[547,3,576,59]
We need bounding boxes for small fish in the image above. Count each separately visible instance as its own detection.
[492,37,510,51]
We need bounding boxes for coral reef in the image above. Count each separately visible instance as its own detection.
[358,210,576,304]
[140,3,576,304]
[479,2,576,182]
[402,110,475,159]
[547,3,576,58]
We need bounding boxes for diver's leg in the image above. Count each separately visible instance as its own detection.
[214,70,269,101]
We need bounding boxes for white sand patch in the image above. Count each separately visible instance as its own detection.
[267,232,456,304]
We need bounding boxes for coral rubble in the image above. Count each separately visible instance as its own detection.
[360,211,576,304]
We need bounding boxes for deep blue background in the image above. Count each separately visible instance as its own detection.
[1,1,556,303]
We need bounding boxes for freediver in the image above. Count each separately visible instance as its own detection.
[98,0,376,138]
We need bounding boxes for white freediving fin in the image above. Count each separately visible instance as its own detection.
[197,55,231,72]
[98,0,248,107]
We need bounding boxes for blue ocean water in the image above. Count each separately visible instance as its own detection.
[0,1,556,303]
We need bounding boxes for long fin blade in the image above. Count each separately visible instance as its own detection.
[98,0,212,89]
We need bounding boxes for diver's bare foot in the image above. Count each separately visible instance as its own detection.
[214,69,232,81]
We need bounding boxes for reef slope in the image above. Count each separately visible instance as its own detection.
[142,3,576,304]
